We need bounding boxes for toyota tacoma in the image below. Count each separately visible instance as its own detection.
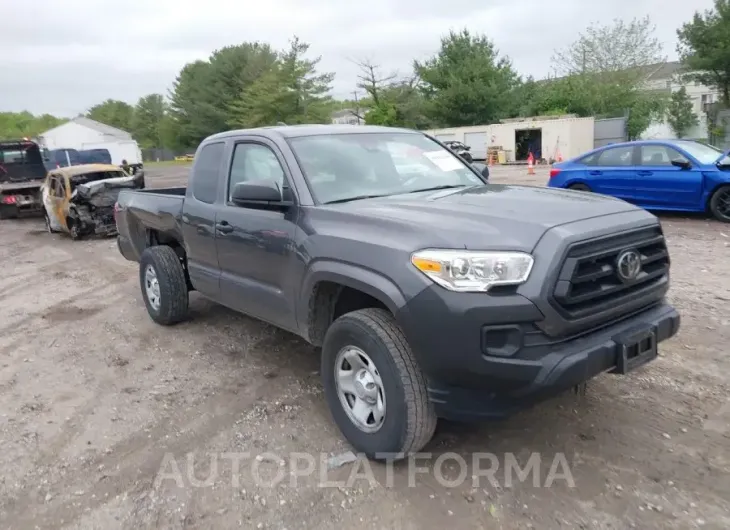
[114,125,680,459]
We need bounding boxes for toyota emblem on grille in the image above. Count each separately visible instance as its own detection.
[616,249,642,282]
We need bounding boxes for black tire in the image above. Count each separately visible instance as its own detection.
[321,308,437,460]
[709,185,730,223]
[139,245,189,325]
[68,219,82,240]
[568,183,591,192]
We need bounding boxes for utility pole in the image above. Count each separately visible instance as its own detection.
[353,91,361,125]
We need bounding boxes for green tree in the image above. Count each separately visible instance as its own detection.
[87,99,134,131]
[666,87,700,138]
[169,43,278,146]
[528,17,670,136]
[552,16,665,76]
[158,114,184,151]
[626,94,666,140]
[131,94,167,148]
[228,37,335,127]
[351,60,431,128]
[677,0,730,106]
[414,29,521,126]
[0,112,65,140]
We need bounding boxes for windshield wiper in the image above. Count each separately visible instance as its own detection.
[406,184,468,194]
[324,194,391,204]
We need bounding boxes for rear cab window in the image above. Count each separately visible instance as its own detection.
[191,142,225,204]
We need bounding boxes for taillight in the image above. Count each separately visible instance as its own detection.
[1,195,17,205]
[549,168,561,178]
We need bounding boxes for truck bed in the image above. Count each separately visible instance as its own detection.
[115,188,186,258]
[132,187,186,195]
[0,179,44,193]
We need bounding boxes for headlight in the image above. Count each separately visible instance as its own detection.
[411,249,534,292]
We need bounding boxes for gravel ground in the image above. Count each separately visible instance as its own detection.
[0,165,728,530]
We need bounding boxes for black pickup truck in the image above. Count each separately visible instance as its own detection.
[115,125,680,458]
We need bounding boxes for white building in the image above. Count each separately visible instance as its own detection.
[38,117,143,167]
[38,116,133,150]
[331,109,363,126]
[426,115,595,162]
[640,61,720,140]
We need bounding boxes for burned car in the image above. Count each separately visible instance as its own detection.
[41,164,144,239]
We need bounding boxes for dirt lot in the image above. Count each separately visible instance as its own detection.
[0,165,729,529]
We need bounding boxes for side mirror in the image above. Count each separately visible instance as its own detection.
[231,180,289,208]
[671,159,691,169]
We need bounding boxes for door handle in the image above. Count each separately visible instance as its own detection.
[589,171,602,175]
[216,221,234,234]
[637,170,652,176]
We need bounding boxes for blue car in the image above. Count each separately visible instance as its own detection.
[547,139,730,222]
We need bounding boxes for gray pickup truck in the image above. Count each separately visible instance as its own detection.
[115,125,680,459]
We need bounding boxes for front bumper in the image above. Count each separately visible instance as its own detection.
[397,288,679,421]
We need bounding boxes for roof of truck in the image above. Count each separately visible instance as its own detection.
[206,124,419,141]
[52,164,125,178]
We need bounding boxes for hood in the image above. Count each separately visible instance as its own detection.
[317,184,642,252]
[715,148,730,165]
[74,175,137,200]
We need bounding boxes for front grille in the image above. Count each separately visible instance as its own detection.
[552,226,669,320]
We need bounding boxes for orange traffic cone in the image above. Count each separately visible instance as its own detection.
[527,152,535,175]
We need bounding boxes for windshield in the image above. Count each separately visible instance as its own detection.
[288,132,484,204]
[674,140,723,165]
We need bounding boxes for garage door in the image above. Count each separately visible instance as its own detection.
[464,132,488,160]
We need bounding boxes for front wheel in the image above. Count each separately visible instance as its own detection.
[68,219,82,240]
[139,246,189,325]
[709,185,730,223]
[321,308,437,460]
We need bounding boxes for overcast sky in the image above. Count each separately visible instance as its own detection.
[0,0,715,117]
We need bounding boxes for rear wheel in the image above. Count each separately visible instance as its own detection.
[321,308,437,460]
[568,183,591,192]
[709,185,730,223]
[139,245,189,325]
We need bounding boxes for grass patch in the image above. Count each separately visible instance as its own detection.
[144,159,192,167]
